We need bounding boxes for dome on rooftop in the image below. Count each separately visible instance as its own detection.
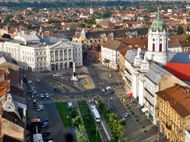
[151,12,166,32]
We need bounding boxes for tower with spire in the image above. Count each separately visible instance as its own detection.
[146,9,168,65]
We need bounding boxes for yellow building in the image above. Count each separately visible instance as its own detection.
[156,85,190,142]
[118,47,131,92]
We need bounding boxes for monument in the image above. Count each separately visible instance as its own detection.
[71,62,78,81]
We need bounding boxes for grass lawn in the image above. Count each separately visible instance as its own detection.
[78,101,102,142]
[56,102,72,127]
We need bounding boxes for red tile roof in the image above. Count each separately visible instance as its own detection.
[157,85,190,118]
[119,47,130,56]
[164,62,190,80]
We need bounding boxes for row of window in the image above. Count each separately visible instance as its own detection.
[22,50,34,56]
[36,63,46,67]
[152,43,163,52]
[37,57,46,62]
[36,51,46,56]
[22,56,34,62]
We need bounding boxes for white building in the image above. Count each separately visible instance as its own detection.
[124,12,187,125]
[101,39,126,70]
[0,34,83,72]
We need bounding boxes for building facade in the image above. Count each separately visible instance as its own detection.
[157,85,190,142]
[123,13,188,125]
[101,39,127,70]
[0,35,83,72]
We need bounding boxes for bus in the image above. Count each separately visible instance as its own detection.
[91,105,101,123]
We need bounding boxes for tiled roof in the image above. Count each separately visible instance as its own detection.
[157,85,190,118]
[0,81,9,97]
[119,46,130,56]
[73,28,148,39]
[121,37,148,50]
[168,39,181,48]
[2,110,24,127]
[102,39,127,50]
[0,69,4,76]
[2,134,22,142]
[164,62,190,81]
[145,62,172,84]
[125,50,173,84]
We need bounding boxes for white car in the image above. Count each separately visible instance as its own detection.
[40,94,44,98]
[36,79,40,83]
[123,112,130,119]
[52,73,61,77]
[27,80,32,84]
[101,89,106,92]
[45,93,49,98]
[38,105,44,109]
[106,86,111,90]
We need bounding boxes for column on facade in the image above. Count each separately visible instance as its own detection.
[67,49,69,60]
[53,50,55,62]
[132,73,137,99]
[71,48,73,60]
[63,50,65,61]
[58,50,60,61]
[138,76,145,106]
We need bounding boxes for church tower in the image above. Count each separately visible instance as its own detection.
[80,28,86,41]
[146,11,168,65]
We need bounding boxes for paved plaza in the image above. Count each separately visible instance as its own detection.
[25,63,167,142]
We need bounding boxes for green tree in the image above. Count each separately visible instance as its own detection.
[187,26,190,32]
[3,15,14,24]
[102,10,112,18]
[186,35,190,41]
[72,116,81,128]
[76,124,88,142]
[48,19,62,24]
[177,25,184,34]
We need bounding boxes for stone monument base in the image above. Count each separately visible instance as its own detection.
[71,75,78,81]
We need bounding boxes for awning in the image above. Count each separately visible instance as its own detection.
[129,93,133,97]
[141,107,148,113]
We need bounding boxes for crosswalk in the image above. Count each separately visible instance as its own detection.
[36,99,66,105]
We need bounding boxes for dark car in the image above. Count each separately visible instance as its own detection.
[41,118,49,124]
[54,88,60,93]
[41,122,49,128]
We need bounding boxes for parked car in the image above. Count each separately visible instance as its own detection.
[123,112,130,119]
[40,94,44,98]
[45,93,49,98]
[41,118,49,123]
[101,89,106,92]
[33,99,36,105]
[54,88,60,93]
[36,79,40,83]
[41,121,49,128]
[106,86,111,90]
[27,80,32,84]
[52,73,61,77]
[37,105,44,112]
